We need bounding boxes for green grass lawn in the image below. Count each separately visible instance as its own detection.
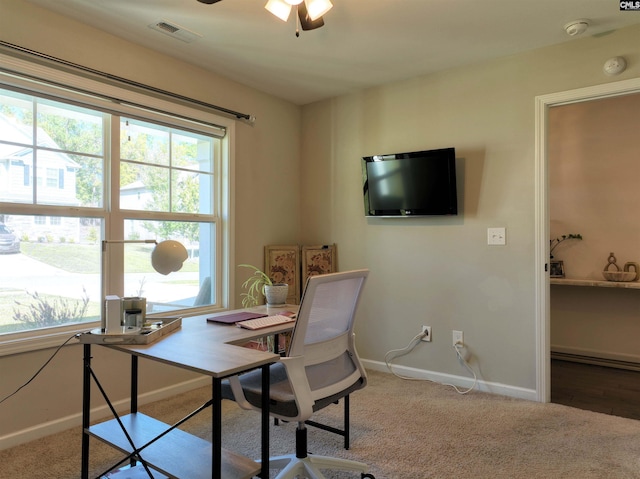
[0,289,100,334]
[20,242,198,273]
[0,242,198,333]
[20,242,100,273]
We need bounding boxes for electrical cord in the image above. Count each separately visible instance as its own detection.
[0,332,85,405]
[384,332,426,380]
[384,331,478,395]
[443,342,478,395]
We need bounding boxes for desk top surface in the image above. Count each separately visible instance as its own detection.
[107,305,297,378]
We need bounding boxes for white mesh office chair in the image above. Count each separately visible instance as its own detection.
[222,269,375,479]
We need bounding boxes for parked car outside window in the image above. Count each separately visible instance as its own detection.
[0,224,20,254]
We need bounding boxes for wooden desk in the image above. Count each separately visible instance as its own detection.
[81,306,296,479]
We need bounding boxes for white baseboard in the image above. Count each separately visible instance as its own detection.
[551,347,640,371]
[551,345,640,366]
[0,376,210,451]
[362,359,537,401]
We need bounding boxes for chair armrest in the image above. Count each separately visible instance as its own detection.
[227,375,255,411]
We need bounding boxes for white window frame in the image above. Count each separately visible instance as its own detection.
[0,53,235,356]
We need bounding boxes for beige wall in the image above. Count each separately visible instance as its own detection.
[300,25,640,392]
[549,94,640,363]
[0,0,301,447]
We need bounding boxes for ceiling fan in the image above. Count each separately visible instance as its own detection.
[197,0,333,35]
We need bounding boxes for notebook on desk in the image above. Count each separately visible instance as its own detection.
[206,311,267,324]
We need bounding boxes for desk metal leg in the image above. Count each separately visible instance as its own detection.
[212,378,222,479]
[260,363,270,478]
[131,355,138,413]
[81,344,91,479]
[130,355,138,469]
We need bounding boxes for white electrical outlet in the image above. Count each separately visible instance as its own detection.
[421,325,432,342]
[453,330,463,346]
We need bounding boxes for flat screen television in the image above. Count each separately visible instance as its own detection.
[362,147,457,217]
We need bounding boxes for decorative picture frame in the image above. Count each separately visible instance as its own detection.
[264,245,300,304]
[301,244,337,291]
[550,260,565,278]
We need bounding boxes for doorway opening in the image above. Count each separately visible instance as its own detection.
[535,78,640,403]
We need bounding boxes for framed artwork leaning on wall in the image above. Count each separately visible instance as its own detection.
[264,245,300,304]
[301,244,337,290]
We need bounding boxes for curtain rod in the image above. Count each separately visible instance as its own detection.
[0,40,255,123]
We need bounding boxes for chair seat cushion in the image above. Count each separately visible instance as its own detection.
[221,362,299,417]
[220,357,365,418]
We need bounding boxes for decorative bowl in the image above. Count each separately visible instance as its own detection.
[602,271,637,282]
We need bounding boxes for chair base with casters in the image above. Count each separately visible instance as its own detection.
[262,422,374,479]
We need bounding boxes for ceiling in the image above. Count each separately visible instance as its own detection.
[27,0,640,105]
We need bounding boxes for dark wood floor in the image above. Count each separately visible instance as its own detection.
[551,359,640,420]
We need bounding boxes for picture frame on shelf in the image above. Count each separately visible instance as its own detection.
[301,244,337,291]
[550,260,565,278]
[264,245,300,304]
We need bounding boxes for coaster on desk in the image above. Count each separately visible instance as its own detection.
[206,311,268,324]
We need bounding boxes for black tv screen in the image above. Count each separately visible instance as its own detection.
[362,147,457,217]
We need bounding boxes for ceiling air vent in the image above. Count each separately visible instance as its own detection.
[148,20,202,43]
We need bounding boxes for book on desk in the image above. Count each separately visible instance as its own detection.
[206,310,296,329]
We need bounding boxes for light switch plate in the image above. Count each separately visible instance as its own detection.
[487,227,506,245]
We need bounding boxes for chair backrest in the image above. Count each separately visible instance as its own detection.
[193,276,211,306]
[287,269,369,403]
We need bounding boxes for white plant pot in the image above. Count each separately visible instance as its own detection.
[264,283,288,306]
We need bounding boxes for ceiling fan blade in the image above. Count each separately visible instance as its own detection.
[197,0,223,4]
[298,2,325,31]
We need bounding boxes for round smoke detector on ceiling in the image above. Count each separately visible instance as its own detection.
[603,57,627,76]
[564,19,590,36]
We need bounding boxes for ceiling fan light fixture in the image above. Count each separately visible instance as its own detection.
[265,0,292,21]
[305,0,332,21]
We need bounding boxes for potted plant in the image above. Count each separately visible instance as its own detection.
[549,233,582,278]
[550,233,582,259]
[238,264,288,307]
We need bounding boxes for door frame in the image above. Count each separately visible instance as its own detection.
[535,77,640,402]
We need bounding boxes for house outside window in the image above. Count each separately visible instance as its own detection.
[0,58,232,353]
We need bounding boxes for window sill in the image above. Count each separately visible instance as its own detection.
[0,307,229,357]
[0,322,99,357]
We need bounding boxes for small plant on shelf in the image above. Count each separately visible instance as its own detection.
[238,263,289,308]
[550,233,582,259]
[238,264,273,308]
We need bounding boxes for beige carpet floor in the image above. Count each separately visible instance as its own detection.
[3,369,640,478]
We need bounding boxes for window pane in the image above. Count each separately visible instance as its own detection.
[171,170,213,215]
[0,149,33,204]
[0,89,33,144]
[72,154,104,208]
[123,219,215,313]
[0,214,102,335]
[120,119,215,215]
[121,119,169,166]
[121,163,170,212]
[172,131,213,173]
[0,93,105,208]
[37,100,104,156]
